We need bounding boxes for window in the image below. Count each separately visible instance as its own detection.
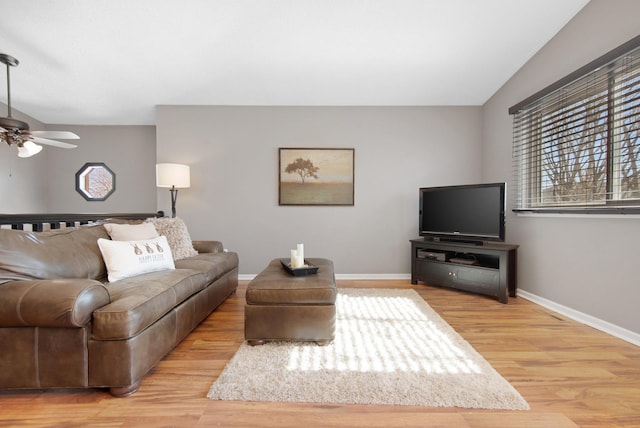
[510,36,640,214]
[75,162,116,201]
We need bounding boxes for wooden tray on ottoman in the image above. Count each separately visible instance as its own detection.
[280,259,319,276]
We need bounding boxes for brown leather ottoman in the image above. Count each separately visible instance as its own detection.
[245,258,337,345]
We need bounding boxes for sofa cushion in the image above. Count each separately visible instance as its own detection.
[104,222,159,241]
[97,236,175,282]
[0,225,109,285]
[145,217,198,261]
[174,251,239,284]
[92,268,206,340]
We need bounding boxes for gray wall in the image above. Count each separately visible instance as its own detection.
[482,0,640,334]
[156,106,482,275]
[0,121,157,214]
[45,124,157,213]
[0,105,48,212]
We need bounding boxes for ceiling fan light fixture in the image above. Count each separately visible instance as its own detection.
[1,52,79,157]
[17,140,43,158]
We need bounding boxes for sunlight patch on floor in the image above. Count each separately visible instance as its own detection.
[286,294,482,374]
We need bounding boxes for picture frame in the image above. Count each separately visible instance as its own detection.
[279,148,354,206]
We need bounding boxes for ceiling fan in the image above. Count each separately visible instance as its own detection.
[0,53,79,158]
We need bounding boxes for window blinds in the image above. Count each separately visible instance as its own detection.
[510,36,640,214]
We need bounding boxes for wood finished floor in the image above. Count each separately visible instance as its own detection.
[1,280,639,427]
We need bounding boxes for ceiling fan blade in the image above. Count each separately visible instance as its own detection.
[30,130,80,140]
[30,136,78,149]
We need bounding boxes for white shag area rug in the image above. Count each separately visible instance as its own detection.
[207,288,529,410]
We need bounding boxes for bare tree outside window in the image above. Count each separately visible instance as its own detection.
[512,44,640,213]
[616,72,640,200]
[539,94,609,206]
[536,85,640,207]
[75,162,116,201]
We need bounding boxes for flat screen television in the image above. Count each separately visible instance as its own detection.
[419,182,506,244]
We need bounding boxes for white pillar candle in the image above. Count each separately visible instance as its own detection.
[297,243,304,264]
[290,249,298,267]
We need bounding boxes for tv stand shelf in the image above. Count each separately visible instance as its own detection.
[410,239,518,303]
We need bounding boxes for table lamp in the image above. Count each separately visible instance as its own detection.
[156,163,190,218]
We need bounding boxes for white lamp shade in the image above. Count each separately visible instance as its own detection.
[17,141,43,158]
[156,163,190,188]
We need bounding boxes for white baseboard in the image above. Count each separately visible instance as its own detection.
[335,273,412,280]
[239,273,411,281]
[518,290,640,347]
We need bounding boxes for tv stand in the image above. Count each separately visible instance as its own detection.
[410,239,518,303]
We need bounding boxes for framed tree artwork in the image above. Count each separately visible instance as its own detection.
[279,148,354,206]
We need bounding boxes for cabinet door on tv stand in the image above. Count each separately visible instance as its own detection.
[415,260,500,298]
[453,266,500,297]
[415,260,452,286]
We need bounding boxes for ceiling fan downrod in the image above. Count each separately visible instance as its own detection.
[0,53,19,119]
[0,53,32,132]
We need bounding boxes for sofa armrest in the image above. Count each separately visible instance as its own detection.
[192,240,224,254]
[0,279,110,328]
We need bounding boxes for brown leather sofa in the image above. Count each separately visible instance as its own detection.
[0,222,238,396]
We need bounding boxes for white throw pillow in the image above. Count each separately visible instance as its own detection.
[145,217,198,261]
[104,222,159,241]
[97,236,175,282]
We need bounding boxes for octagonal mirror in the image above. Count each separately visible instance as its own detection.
[75,162,116,201]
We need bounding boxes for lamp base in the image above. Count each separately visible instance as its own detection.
[170,187,178,218]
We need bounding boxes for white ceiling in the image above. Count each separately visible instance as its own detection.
[0,0,589,126]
